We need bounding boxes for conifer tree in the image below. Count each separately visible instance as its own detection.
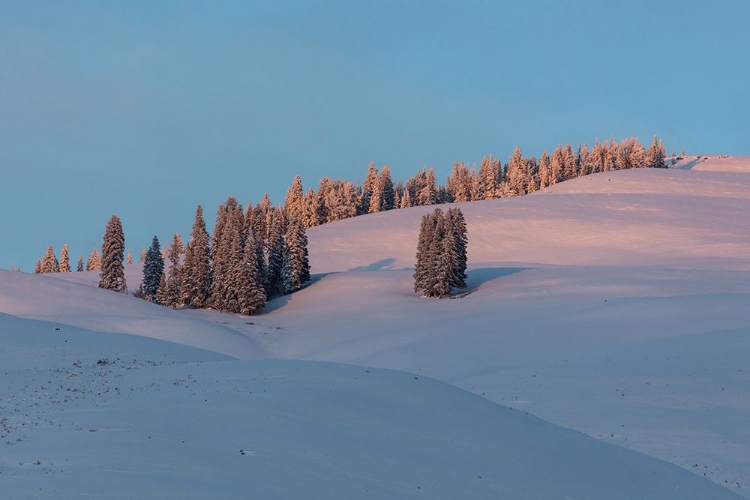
[41,245,60,273]
[77,256,84,272]
[141,235,164,302]
[282,216,311,293]
[285,175,305,223]
[414,210,439,294]
[414,208,468,298]
[155,272,169,306]
[360,162,379,214]
[161,232,184,308]
[380,166,395,211]
[33,259,41,274]
[87,248,101,271]
[237,230,267,315]
[127,248,133,264]
[59,244,70,272]
[181,205,212,308]
[265,209,287,299]
[99,215,127,292]
[446,207,468,289]
[210,198,244,311]
[140,248,147,262]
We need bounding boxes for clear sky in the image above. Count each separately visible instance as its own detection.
[2,0,749,272]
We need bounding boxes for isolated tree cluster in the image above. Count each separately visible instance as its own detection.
[138,195,310,316]
[414,207,468,298]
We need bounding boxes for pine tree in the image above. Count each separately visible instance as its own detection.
[283,216,311,293]
[446,207,468,289]
[87,248,101,271]
[155,272,169,306]
[360,162,379,214]
[59,244,70,272]
[141,235,164,302]
[181,205,212,308]
[414,210,439,293]
[139,248,147,262]
[210,198,244,311]
[414,208,468,298]
[127,248,133,264]
[33,259,41,274]
[76,256,84,272]
[41,245,60,273]
[162,232,184,308]
[237,230,267,315]
[285,175,305,223]
[265,209,287,299]
[645,135,665,169]
[380,166,395,211]
[99,215,127,292]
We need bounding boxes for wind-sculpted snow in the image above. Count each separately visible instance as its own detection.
[0,314,742,499]
[3,157,750,497]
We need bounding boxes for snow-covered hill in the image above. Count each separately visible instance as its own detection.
[2,157,750,498]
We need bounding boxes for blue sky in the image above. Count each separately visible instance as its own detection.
[2,0,749,271]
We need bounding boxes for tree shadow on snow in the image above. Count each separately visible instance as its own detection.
[465,267,531,290]
[349,258,398,272]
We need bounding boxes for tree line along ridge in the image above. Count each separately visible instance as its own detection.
[29,135,668,311]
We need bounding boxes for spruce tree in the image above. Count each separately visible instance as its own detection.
[141,235,164,302]
[59,244,70,272]
[282,216,311,293]
[414,210,438,293]
[446,208,468,289]
[99,215,127,292]
[414,207,468,298]
[238,230,267,315]
[285,175,305,223]
[162,232,184,308]
[87,248,101,271]
[127,248,133,264]
[76,256,84,272]
[265,209,287,299]
[380,166,395,211]
[210,198,245,311]
[41,245,60,273]
[33,259,41,274]
[181,205,212,308]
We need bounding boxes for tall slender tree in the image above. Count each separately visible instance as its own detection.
[59,244,71,272]
[181,205,212,308]
[141,235,164,302]
[99,215,127,292]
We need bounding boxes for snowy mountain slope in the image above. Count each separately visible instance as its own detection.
[0,270,263,359]
[306,166,750,273]
[3,158,749,496]
[0,313,742,499]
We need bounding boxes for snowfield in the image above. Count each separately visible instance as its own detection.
[2,155,749,498]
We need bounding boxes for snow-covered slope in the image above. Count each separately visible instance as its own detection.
[3,157,750,497]
[0,313,741,499]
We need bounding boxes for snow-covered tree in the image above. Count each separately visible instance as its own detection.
[237,230,267,315]
[76,255,84,272]
[282,217,311,293]
[59,244,70,272]
[40,245,60,273]
[181,205,212,308]
[161,232,185,308]
[265,208,287,299]
[87,248,101,271]
[127,248,133,264]
[141,235,164,302]
[414,208,468,298]
[99,215,127,292]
